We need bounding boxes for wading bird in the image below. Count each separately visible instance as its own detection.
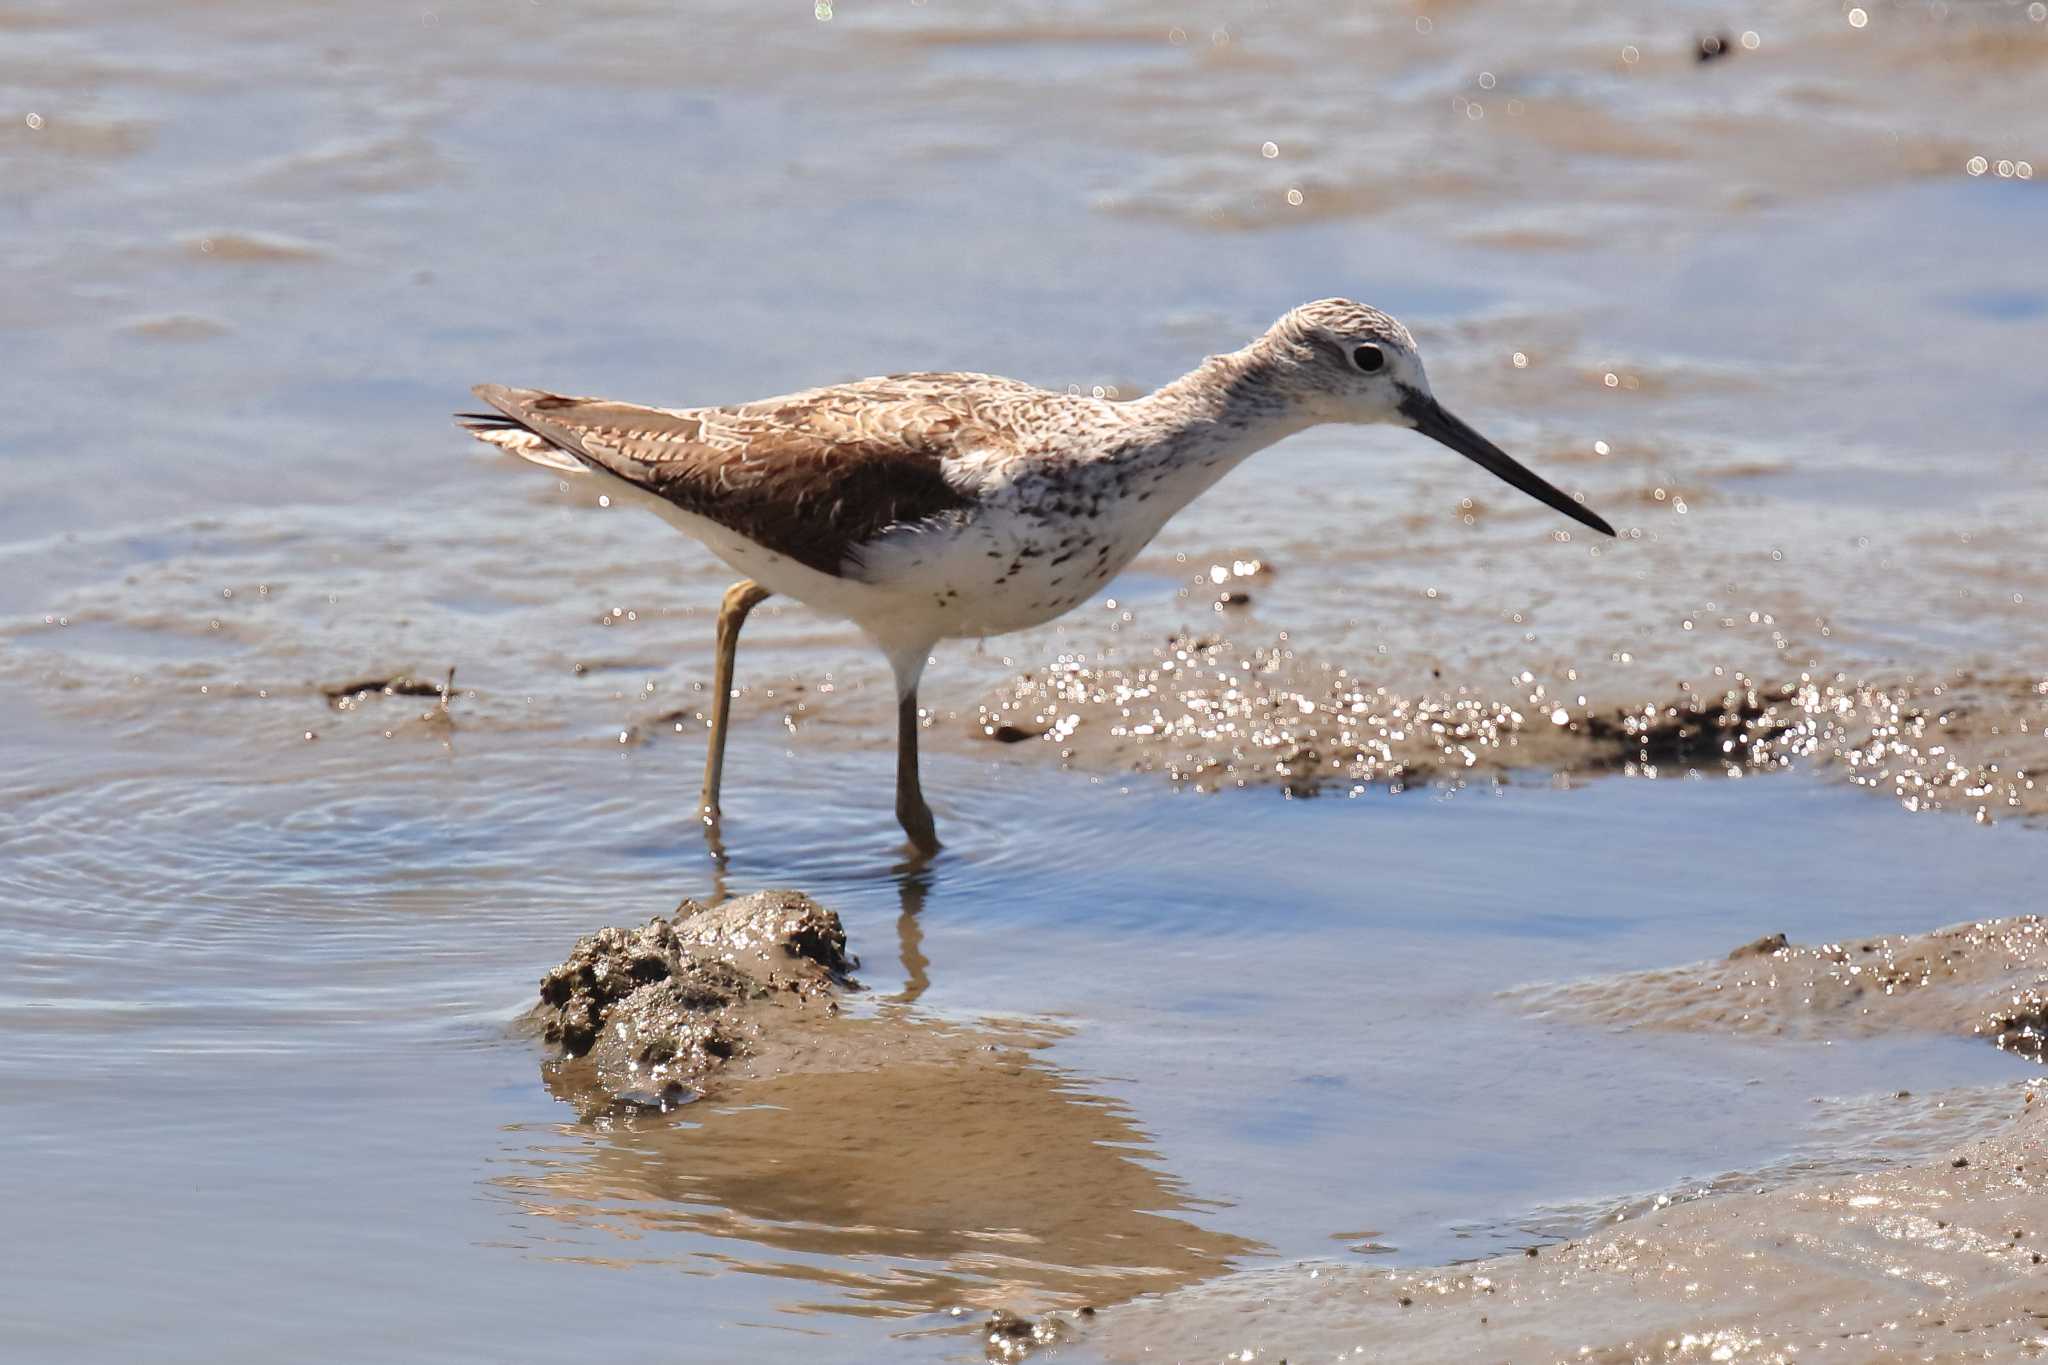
[461,299,1613,855]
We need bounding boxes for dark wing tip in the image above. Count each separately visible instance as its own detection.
[454,411,527,433]
[459,384,544,432]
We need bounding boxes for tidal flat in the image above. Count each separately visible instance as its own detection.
[4,1,2046,1361]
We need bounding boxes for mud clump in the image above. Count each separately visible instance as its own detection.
[570,657,664,676]
[1580,692,1786,767]
[321,668,454,711]
[1987,997,2048,1061]
[983,1308,1079,1362]
[1512,916,2048,1058]
[1727,931,1789,960]
[530,890,854,1108]
[976,634,2045,822]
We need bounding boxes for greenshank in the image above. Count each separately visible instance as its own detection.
[461,298,1614,855]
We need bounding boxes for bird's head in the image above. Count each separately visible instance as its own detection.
[1262,298,1615,537]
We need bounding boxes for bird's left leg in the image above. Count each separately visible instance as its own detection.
[699,578,773,821]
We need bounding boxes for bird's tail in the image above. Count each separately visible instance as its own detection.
[455,388,587,475]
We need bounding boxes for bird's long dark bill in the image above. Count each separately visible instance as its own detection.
[1401,393,1616,537]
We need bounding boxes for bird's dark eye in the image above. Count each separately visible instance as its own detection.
[1352,344,1385,373]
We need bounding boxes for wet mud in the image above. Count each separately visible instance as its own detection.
[1060,912,2048,1357]
[982,1307,1080,1362]
[978,634,2046,820]
[530,890,854,1111]
[10,0,2048,1358]
[1079,1085,2048,1363]
[320,670,455,710]
[1513,917,2048,1061]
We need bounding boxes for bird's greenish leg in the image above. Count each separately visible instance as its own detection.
[895,690,941,856]
[699,578,773,822]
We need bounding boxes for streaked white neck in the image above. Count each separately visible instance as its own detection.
[1110,345,1313,517]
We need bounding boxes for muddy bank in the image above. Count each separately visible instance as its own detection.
[1018,918,2048,1360]
[1513,917,2048,1061]
[976,634,2046,820]
[1074,1084,2048,1363]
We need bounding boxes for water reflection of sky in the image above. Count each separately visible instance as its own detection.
[5,2,2048,1359]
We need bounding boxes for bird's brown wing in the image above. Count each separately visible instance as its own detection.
[466,382,989,578]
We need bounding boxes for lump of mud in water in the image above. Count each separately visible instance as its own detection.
[617,705,702,746]
[571,657,665,676]
[1580,692,1787,768]
[529,890,854,1108]
[320,671,449,710]
[977,635,2047,820]
[1727,932,1789,960]
[1511,917,2048,1056]
[984,1308,1079,1362]
[1987,996,2048,1061]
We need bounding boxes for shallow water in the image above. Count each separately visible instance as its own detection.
[6,748,2043,1363]
[4,0,2047,1360]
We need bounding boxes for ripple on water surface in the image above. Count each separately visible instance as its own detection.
[7,674,2048,1360]
[6,0,2048,1357]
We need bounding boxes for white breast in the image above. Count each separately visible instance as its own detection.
[850,497,1152,639]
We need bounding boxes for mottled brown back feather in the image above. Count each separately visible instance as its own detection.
[470,382,989,578]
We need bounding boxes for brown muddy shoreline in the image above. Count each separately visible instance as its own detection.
[974,632,2048,823]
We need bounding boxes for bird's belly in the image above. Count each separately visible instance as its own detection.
[854,514,1142,638]
[616,474,1141,644]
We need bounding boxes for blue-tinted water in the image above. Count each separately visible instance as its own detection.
[5,1,2046,1360]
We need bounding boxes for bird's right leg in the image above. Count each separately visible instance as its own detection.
[895,688,942,858]
[699,578,773,821]
[883,640,942,859]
